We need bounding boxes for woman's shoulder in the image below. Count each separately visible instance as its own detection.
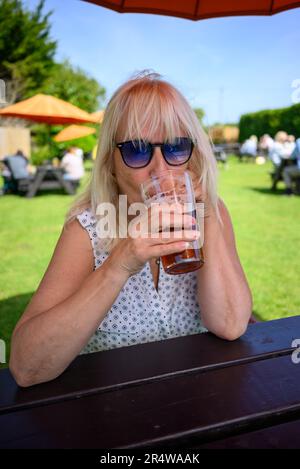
[75,207,108,263]
[76,206,97,228]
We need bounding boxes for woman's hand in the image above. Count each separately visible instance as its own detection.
[110,203,200,277]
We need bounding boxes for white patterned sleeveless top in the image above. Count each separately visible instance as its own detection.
[77,208,207,354]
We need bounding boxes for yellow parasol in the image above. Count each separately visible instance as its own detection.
[54,125,96,142]
[0,94,98,125]
[91,110,105,123]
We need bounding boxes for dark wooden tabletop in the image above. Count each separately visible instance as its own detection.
[1,316,300,449]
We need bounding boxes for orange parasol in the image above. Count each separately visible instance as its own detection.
[0,94,98,125]
[82,0,300,21]
[54,125,96,142]
[91,110,105,123]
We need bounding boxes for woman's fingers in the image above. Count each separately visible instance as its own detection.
[132,209,186,237]
[154,212,196,232]
[147,203,197,232]
[148,231,201,258]
[149,241,190,259]
[158,229,201,243]
[144,229,201,245]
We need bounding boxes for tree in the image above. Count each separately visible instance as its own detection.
[35,60,105,162]
[193,108,205,124]
[42,60,106,112]
[0,0,57,103]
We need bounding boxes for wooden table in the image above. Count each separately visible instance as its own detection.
[1,316,300,449]
[25,165,76,198]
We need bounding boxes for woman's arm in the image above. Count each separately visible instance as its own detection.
[10,204,197,387]
[9,220,130,387]
[197,199,253,341]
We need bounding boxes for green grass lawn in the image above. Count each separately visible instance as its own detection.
[218,157,300,321]
[0,157,299,368]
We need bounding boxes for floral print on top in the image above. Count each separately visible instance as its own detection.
[76,207,207,354]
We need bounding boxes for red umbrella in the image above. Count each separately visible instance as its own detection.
[82,0,300,21]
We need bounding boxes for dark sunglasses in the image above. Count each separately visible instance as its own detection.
[116,137,194,169]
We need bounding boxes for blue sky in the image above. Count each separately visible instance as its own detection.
[26,0,300,124]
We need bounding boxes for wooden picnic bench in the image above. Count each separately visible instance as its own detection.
[25,165,79,198]
[0,316,300,449]
[2,161,79,197]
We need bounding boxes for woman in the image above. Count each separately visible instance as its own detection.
[10,72,252,387]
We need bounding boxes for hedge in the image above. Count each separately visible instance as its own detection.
[238,103,300,142]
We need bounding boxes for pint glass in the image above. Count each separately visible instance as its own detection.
[141,170,204,275]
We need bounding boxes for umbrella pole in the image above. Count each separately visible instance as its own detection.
[47,123,55,164]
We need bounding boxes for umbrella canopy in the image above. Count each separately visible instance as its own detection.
[0,94,98,125]
[91,110,105,123]
[54,125,96,142]
[82,0,300,21]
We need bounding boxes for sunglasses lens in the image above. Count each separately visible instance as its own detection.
[163,138,193,165]
[121,141,151,168]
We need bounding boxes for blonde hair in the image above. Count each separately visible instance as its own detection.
[65,71,219,251]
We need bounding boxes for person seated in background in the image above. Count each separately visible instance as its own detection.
[74,146,84,160]
[4,150,30,179]
[0,150,33,194]
[239,135,257,161]
[284,135,296,157]
[259,134,274,156]
[60,146,85,182]
[282,138,300,195]
[269,131,288,166]
[269,131,296,190]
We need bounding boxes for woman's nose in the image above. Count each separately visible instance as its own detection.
[150,146,169,173]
